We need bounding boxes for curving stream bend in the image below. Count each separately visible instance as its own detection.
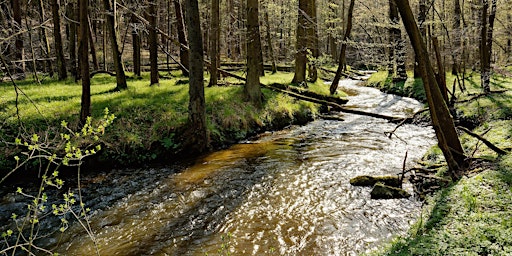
[4,78,435,255]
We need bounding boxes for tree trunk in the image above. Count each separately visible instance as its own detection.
[433,37,448,103]
[79,0,91,126]
[330,0,355,95]
[184,0,208,153]
[173,0,189,77]
[131,14,141,77]
[12,0,24,73]
[388,0,406,81]
[38,0,53,76]
[395,0,467,180]
[88,16,99,70]
[452,0,461,75]
[245,0,263,107]
[208,0,220,86]
[292,0,309,85]
[307,0,319,82]
[67,2,78,80]
[149,0,159,85]
[103,0,127,90]
[480,0,496,93]
[414,0,427,78]
[328,1,338,61]
[263,4,277,74]
[50,0,68,80]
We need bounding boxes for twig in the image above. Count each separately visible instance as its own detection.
[400,151,408,188]
[385,108,429,138]
[457,126,508,155]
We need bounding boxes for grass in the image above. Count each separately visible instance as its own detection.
[365,70,426,101]
[0,71,331,169]
[368,71,512,255]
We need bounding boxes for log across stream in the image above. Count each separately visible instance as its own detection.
[0,78,435,255]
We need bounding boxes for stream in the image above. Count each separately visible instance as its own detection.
[1,78,435,255]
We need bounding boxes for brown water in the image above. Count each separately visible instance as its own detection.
[11,79,435,255]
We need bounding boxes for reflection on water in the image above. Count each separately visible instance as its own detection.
[47,80,433,255]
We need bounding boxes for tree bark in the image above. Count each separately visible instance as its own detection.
[480,0,496,93]
[67,2,78,80]
[330,0,355,95]
[388,0,407,82]
[395,0,467,180]
[263,3,277,74]
[131,14,141,77]
[185,0,208,153]
[414,0,427,78]
[307,0,319,82]
[38,0,53,76]
[149,0,159,85]
[50,0,68,80]
[12,0,24,73]
[103,0,127,90]
[173,0,189,76]
[208,0,220,86]
[79,0,91,126]
[245,0,263,107]
[291,0,309,85]
[452,0,461,75]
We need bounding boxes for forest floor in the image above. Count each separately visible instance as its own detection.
[367,69,512,255]
[0,70,346,173]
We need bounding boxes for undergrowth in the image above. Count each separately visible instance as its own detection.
[0,71,330,169]
[370,72,512,255]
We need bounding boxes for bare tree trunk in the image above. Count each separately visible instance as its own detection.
[131,14,141,77]
[395,0,467,180]
[173,0,189,76]
[208,0,220,86]
[50,0,68,80]
[452,0,461,74]
[12,0,24,73]
[88,16,99,70]
[433,37,448,103]
[414,0,427,78]
[292,0,309,85]
[38,0,53,76]
[67,2,78,80]
[184,0,208,153]
[328,1,338,61]
[389,0,406,81]
[480,0,496,93]
[307,0,319,82]
[79,0,91,126]
[245,0,263,107]
[103,0,127,90]
[263,2,277,74]
[149,0,159,85]
[330,0,355,95]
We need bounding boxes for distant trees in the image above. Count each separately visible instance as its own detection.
[148,0,159,85]
[330,0,355,95]
[208,0,220,87]
[50,0,67,80]
[479,0,497,93]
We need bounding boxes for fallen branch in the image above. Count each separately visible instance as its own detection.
[90,70,116,78]
[457,126,508,155]
[217,68,406,122]
[385,108,429,138]
[456,90,508,103]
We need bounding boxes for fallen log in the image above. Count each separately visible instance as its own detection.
[90,70,116,78]
[216,68,405,123]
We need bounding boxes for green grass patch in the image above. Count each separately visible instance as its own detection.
[365,70,426,101]
[0,71,325,168]
[374,164,512,255]
[370,71,512,256]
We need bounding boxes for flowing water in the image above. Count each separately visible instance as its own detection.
[2,79,435,255]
